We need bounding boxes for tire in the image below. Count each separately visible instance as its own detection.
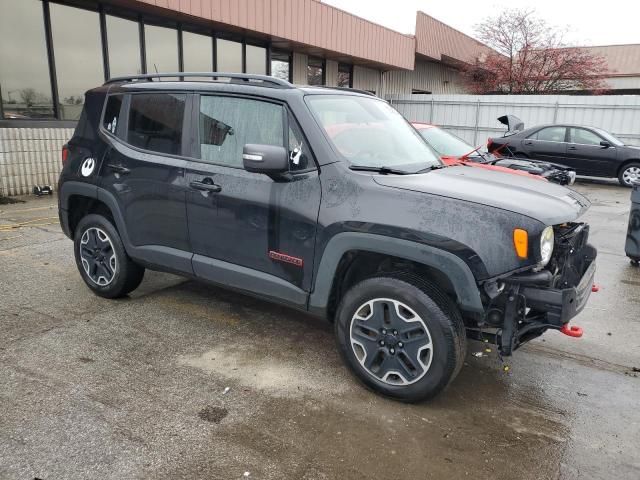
[73,214,145,298]
[335,276,467,402]
[618,162,640,187]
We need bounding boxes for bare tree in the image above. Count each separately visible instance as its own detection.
[463,9,610,94]
[19,88,37,106]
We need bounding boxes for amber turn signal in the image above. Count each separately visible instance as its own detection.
[513,228,529,259]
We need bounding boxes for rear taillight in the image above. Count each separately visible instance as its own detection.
[62,144,69,165]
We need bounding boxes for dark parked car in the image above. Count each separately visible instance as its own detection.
[58,74,597,402]
[412,122,576,185]
[487,115,640,187]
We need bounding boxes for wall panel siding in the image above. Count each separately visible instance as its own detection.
[352,66,381,94]
[325,60,338,87]
[383,59,467,96]
[292,52,308,84]
[133,0,414,69]
[0,128,74,196]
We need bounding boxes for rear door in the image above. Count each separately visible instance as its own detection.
[185,93,321,301]
[520,126,568,161]
[99,92,192,272]
[565,127,618,176]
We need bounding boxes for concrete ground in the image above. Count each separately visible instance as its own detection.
[0,180,638,480]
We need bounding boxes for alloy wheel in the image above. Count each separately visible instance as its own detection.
[79,227,117,286]
[623,166,640,186]
[349,298,433,386]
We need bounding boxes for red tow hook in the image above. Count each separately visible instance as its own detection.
[592,283,600,292]
[561,324,583,338]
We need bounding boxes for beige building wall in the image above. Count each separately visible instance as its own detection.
[383,59,466,96]
[352,66,383,94]
[292,52,308,84]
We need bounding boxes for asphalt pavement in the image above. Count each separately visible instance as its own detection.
[0,180,638,480]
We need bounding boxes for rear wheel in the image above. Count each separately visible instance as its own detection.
[618,162,640,187]
[74,214,144,298]
[335,276,466,402]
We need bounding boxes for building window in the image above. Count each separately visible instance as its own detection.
[270,51,291,82]
[183,31,213,72]
[128,93,186,155]
[50,3,104,120]
[307,57,324,86]
[337,63,352,88]
[0,0,54,119]
[216,38,242,73]
[106,15,142,78]
[245,45,266,75]
[144,24,179,73]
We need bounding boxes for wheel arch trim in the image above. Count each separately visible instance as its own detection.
[309,232,484,316]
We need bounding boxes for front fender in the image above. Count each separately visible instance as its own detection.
[308,232,484,316]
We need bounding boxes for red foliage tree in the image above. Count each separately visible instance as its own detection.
[463,9,610,94]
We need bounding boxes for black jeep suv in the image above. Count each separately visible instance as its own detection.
[58,73,597,402]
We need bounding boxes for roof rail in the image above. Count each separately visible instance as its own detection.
[311,86,376,96]
[105,72,294,88]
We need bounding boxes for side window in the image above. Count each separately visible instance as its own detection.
[199,96,284,167]
[570,128,602,146]
[127,93,186,155]
[288,115,313,171]
[102,95,122,135]
[535,127,566,143]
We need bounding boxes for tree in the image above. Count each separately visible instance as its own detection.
[463,9,610,94]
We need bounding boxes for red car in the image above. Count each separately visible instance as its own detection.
[412,123,548,181]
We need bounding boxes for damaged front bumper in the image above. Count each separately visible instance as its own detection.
[471,223,597,355]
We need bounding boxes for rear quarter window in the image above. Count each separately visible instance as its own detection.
[102,95,123,135]
[127,93,186,156]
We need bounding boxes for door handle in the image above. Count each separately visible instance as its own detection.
[190,178,222,193]
[568,146,577,150]
[524,141,533,145]
[107,163,131,175]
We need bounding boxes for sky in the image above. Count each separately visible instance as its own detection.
[322,0,640,47]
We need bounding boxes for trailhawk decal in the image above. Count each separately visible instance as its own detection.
[268,250,304,267]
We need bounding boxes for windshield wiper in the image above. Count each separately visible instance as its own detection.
[349,165,410,175]
[415,164,446,174]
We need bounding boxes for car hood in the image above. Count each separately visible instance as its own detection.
[374,165,590,225]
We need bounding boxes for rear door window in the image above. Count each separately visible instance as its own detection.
[532,127,566,142]
[127,93,186,155]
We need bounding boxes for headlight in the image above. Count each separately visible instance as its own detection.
[539,226,554,267]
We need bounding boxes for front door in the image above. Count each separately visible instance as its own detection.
[565,127,618,176]
[100,92,191,272]
[185,94,321,301]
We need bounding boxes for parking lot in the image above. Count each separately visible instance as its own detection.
[1,180,639,480]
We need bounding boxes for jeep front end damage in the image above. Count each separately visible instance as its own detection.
[470,223,597,355]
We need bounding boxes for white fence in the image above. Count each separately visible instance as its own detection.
[388,94,640,147]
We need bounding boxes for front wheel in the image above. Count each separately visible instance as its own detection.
[618,162,640,187]
[335,276,466,402]
[74,214,145,298]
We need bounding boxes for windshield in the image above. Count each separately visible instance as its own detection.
[306,95,441,172]
[592,127,624,146]
[418,127,475,157]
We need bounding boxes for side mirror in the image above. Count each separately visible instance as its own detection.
[242,144,288,174]
[600,140,611,148]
